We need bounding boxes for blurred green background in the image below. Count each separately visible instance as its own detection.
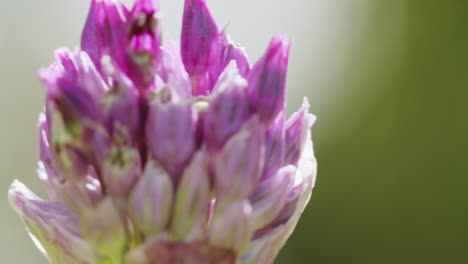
[1,0,467,263]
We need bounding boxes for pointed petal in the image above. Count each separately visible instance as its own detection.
[157,39,192,99]
[146,101,198,176]
[171,150,211,240]
[261,111,285,179]
[81,0,129,70]
[247,130,317,264]
[8,180,95,263]
[248,36,291,124]
[181,0,219,76]
[284,98,316,165]
[129,0,163,86]
[210,200,253,255]
[204,61,251,150]
[250,165,295,231]
[129,161,174,237]
[210,31,250,80]
[101,144,142,196]
[213,116,265,204]
[40,49,106,127]
[82,198,127,263]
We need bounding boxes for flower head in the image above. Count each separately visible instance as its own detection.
[9,0,317,263]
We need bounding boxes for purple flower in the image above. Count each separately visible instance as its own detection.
[9,0,317,263]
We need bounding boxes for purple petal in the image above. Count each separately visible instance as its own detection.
[210,200,253,254]
[146,100,198,176]
[250,165,296,231]
[284,98,316,166]
[129,161,173,237]
[213,116,265,203]
[248,35,291,124]
[204,61,251,150]
[8,180,95,263]
[129,0,162,84]
[209,31,250,81]
[171,150,211,240]
[181,0,219,76]
[101,145,142,197]
[40,49,105,127]
[102,78,141,145]
[261,111,286,180]
[81,0,129,71]
[157,40,192,99]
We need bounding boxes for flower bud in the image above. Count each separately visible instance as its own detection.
[101,144,142,197]
[181,0,219,76]
[171,150,211,240]
[82,0,162,89]
[248,35,291,124]
[38,114,62,201]
[81,0,129,72]
[262,111,285,180]
[285,98,316,166]
[82,198,127,263]
[213,116,265,203]
[46,103,90,181]
[269,178,304,229]
[129,161,174,237]
[102,80,141,145]
[146,101,197,176]
[41,49,104,129]
[250,165,295,231]
[210,200,253,255]
[130,0,161,57]
[8,180,95,264]
[128,0,163,87]
[204,61,251,150]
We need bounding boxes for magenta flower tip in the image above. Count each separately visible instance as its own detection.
[181,0,219,76]
[248,35,292,125]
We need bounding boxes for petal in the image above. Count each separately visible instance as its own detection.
[82,198,128,263]
[209,31,250,80]
[213,116,265,204]
[284,98,316,165]
[8,180,95,264]
[261,111,285,180]
[247,36,291,124]
[181,0,219,76]
[171,150,211,241]
[210,200,253,255]
[81,0,129,70]
[204,61,251,150]
[247,130,317,264]
[129,161,174,237]
[250,165,295,231]
[101,144,142,196]
[146,100,198,176]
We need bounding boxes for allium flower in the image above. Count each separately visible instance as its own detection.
[8,0,317,263]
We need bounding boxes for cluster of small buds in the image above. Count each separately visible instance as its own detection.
[8,0,317,263]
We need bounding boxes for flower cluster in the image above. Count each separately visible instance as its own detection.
[8,0,317,263]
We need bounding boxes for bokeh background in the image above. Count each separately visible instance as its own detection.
[1,0,467,263]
